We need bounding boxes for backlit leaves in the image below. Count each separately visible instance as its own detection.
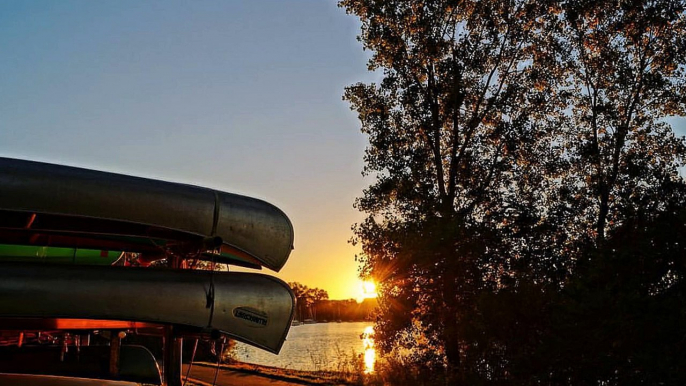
[341,0,686,383]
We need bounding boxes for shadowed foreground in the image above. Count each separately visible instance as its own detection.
[183,363,309,386]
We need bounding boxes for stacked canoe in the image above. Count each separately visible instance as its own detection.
[0,157,296,354]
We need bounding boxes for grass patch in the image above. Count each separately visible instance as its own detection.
[190,350,444,385]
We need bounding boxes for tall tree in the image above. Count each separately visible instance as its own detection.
[311,288,329,321]
[558,0,686,249]
[342,0,686,383]
[288,282,329,321]
[288,282,311,321]
[340,0,560,377]
[535,4,686,382]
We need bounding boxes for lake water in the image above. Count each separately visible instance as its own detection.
[232,321,376,373]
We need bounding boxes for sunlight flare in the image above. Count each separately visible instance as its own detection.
[356,280,378,303]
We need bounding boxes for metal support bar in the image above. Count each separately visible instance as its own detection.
[109,333,121,378]
[163,325,183,386]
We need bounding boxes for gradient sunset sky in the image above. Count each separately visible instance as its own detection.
[2,1,684,299]
[0,0,381,299]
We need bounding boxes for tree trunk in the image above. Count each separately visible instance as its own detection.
[443,269,461,382]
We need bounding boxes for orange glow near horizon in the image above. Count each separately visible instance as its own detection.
[235,245,365,300]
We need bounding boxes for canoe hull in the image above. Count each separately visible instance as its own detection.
[0,263,295,353]
[0,157,294,271]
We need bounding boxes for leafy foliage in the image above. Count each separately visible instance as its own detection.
[341,0,686,383]
[288,282,329,321]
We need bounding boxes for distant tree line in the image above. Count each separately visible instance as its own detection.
[341,0,686,384]
[316,298,378,322]
[288,282,377,322]
[288,282,329,321]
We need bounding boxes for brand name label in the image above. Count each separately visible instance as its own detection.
[233,307,268,327]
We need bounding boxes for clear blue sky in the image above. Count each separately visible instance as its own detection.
[0,0,377,299]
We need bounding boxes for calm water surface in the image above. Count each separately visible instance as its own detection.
[232,321,375,372]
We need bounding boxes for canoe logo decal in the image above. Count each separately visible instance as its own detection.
[233,307,268,327]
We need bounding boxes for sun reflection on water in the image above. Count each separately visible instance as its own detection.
[362,325,376,374]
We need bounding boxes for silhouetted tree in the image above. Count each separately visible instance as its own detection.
[288,282,328,321]
[556,0,686,249]
[342,0,686,383]
[311,288,329,320]
[341,0,566,378]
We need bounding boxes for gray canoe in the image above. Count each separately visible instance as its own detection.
[0,263,295,353]
[0,157,294,272]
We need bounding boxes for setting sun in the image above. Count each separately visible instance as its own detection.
[356,280,378,303]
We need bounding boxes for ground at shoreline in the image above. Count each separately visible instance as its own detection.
[184,362,357,386]
[184,364,304,386]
